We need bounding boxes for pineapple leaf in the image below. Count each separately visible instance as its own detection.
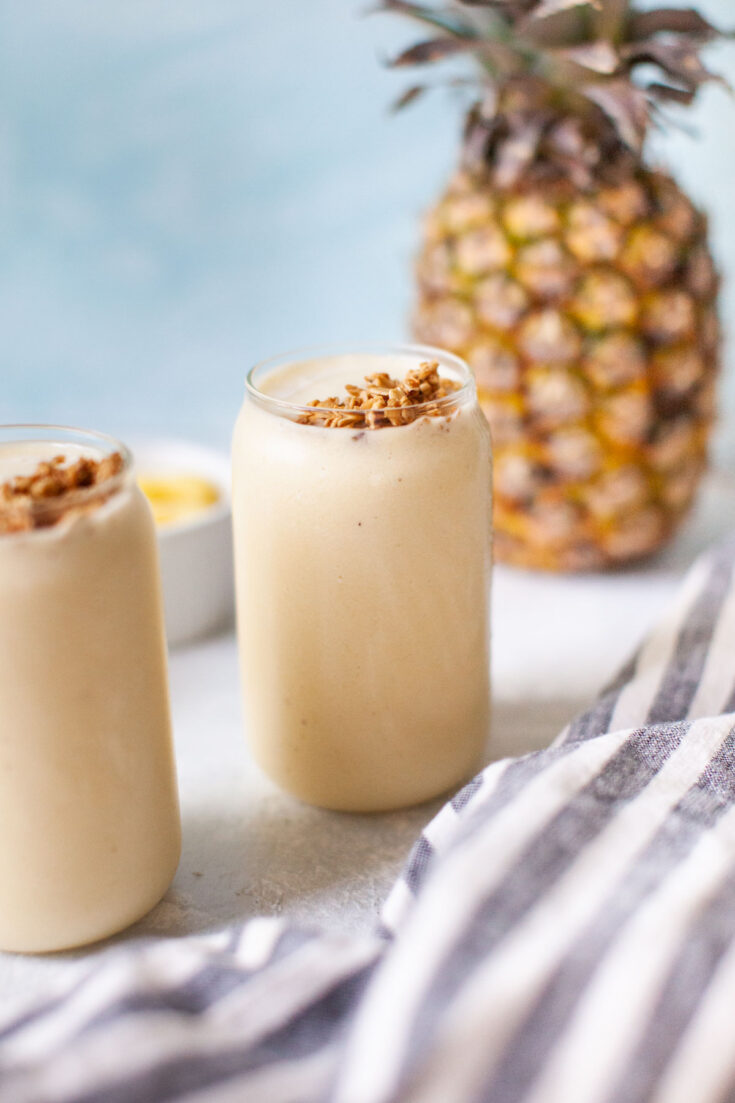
[391,83,428,109]
[628,8,725,41]
[390,30,526,77]
[456,1,535,11]
[371,1,477,38]
[646,81,696,105]
[526,0,601,17]
[622,39,727,92]
[584,78,649,150]
[390,74,484,112]
[600,0,632,42]
[494,119,545,184]
[390,36,482,65]
[551,40,619,73]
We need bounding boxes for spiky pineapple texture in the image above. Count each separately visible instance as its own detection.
[380,0,730,570]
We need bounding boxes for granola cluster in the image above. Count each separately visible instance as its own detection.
[0,452,124,534]
[298,360,461,429]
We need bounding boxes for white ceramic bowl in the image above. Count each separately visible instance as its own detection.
[131,439,234,648]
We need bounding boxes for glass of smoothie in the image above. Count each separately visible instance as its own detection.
[232,345,492,812]
[0,426,181,953]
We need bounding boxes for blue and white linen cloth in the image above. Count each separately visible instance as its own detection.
[4,534,735,1102]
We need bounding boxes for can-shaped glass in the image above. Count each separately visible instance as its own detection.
[233,345,492,811]
[0,426,181,952]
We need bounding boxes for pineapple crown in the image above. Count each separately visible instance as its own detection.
[378,0,732,187]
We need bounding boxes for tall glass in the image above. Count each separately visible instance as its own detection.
[232,345,492,811]
[0,426,181,952]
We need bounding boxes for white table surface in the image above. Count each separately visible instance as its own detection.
[2,470,734,1010]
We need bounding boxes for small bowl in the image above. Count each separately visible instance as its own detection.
[131,439,234,648]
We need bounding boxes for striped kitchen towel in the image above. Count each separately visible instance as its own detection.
[3,533,735,1103]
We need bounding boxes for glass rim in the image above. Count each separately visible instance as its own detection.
[245,343,474,419]
[0,423,133,521]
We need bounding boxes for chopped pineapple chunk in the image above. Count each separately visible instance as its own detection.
[138,474,219,526]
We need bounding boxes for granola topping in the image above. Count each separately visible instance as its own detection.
[298,360,461,428]
[0,452,125,534]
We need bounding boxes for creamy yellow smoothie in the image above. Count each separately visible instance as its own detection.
[233,347,492,812]
[0,428,181,953]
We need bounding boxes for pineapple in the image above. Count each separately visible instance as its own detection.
[381,0,727,570]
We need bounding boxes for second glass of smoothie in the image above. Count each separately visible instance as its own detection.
[0,427,181,952]
[233,345,492,812]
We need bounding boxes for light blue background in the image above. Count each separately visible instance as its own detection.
[1,0,734,455]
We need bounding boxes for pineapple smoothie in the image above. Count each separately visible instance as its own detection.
[0,428,181,953]
[232,347,492,812]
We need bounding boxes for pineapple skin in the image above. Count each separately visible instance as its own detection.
[413,168,720,571]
